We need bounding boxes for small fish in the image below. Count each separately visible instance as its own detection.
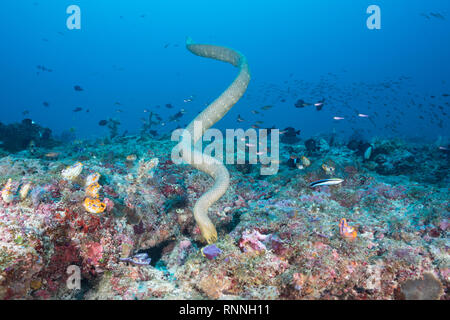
[314,99,325,110]
[261,105,273,110]
[98,120,108,126]
[22,118,35,126]
[22,110,30,116]
[358,113,370,118]
[363,144,373,160]
[430,12,446,20]
[322,164,335,175]
[237,115,245,123]
[309,178,343,188]
[183,95,195,103]
[333,116,345,120]
[43,102,50,107]
[126,154,137,162]
[37,65,52,72]
[301,156,311,167]
[72,107,83,112]
[120,253,151,266]
[169,109,186,122]
[44,152,60,159]
[294,99,311,108]
[339,218,357,240]
[165,103,174,109]
[251,110,260,115]
[74,85,84,91]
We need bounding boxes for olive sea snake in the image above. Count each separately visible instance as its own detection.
[176,38,250,243]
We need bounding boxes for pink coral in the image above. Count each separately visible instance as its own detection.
[104,197,115,212]
[83,242,104,266]
[238,229,269,253]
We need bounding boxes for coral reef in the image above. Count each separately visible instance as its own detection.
[0,133,448,300]
[0,119,58,153]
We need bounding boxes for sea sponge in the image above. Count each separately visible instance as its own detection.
[398,272,443,300]
[61,162,83,180]
[19,182,32,200]
[1,178,14,203]
[85,183,101,198]
[83,198,106,214]
[176,38,250,244]
[85,172,100,186]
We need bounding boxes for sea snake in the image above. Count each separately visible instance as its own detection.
[177,37,250,243]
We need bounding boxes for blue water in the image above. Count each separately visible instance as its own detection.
[0,0,449,141]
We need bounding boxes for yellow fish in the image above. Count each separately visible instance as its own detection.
[322,163,335,175]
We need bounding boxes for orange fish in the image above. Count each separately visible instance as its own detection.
[126,154,137,162]
[339,218,357,240]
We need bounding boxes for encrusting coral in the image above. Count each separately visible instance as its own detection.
[176,37,251,244]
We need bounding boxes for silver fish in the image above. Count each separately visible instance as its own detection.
[119,253,151,266]
[309,178,344,188]
[364,145,373,160]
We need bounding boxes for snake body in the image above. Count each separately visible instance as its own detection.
[179,38,250,243]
